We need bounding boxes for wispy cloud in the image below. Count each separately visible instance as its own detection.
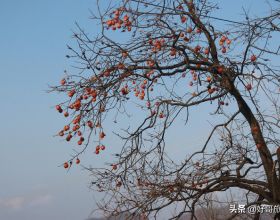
[0,197,25,210]
[29,194,53,207]
[0,194,53,211]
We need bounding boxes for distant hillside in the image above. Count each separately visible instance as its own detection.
[178,207,274,220]
[87,208,274,220]
[86,212,147,220]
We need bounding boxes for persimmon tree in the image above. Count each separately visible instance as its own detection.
[50,0,280,219]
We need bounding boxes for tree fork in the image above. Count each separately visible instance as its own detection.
[225,77,280,202]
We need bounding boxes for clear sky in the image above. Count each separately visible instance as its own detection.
[0,1,277,220]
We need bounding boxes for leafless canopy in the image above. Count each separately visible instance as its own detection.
[50,0,280,219]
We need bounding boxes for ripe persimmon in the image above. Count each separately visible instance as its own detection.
[66,134,72,142]
[246,84,252,91]
[56,105,62,112]
[196,28,202,34]
[220,35,227,42]
[181,16,187,23]
[87,121,93,128]
[106,20,113,26]
[68,89,75,97]
[123,14,129,21]
[217,66,223,74]
[251,55,257,62]
[64,125,70,131]
[64,162,69,169]
[183,37,189,42]
[60,79,66,85]
[99,131,106,139]
[76,158,80,164]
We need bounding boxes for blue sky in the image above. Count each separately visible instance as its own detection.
[0,1,277,220]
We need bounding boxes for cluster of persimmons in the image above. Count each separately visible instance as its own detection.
[56,5,257,171]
